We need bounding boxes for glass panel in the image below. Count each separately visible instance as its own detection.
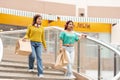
[100,45,114,80]
[44,29,61,63]
[76,38,115,80]
[79,39,99,80]
[116,46,120,75]
[0,31,27,62]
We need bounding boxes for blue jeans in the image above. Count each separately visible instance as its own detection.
[63,46,75,77]
[29,41,43,76]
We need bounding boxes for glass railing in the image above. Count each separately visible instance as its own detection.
[78,39,115,80]
[52,26,120,80]
[0,26,120,80]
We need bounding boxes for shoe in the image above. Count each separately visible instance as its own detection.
[65,75,76,79]
[38,74,44,78]
[69,75,76,79]
[28,69,34,72]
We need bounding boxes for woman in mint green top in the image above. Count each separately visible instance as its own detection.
[59,20,86,79]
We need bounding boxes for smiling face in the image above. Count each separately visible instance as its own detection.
[36,16,42,25]
[66,21,74,31]
[67,22,73,30]
[32,14,42,26]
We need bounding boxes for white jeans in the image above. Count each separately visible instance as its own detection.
[63,46,75,76]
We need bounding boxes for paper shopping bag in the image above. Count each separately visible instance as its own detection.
[15,39,32,56]
[54,48,69,68]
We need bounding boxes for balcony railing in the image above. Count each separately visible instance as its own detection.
[0,26,120,80]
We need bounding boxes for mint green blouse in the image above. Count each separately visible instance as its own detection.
[59,31,79,45]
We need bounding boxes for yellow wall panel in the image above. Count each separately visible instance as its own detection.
[0,13,111,33]
[0,14,32,27]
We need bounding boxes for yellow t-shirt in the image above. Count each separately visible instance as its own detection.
[24,25,47,48]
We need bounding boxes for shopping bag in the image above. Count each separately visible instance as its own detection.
[15,39,32,56]
[54,48,69,68]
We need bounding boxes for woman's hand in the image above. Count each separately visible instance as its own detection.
[44,48,47,52]
[22,38,27,42]
[59,40,63,50]
[59,47,63,51]
[80,34,87,38]
[43,48,47,54]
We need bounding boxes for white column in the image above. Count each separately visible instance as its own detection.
[75,5,79,17]
[76,0,88,17]
[111,24,120,44]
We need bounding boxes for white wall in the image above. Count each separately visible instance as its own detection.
[39,0,120,7]
[87,0,120,7]
[39,0,85,8]
[111,24,120,45]
[39,0,120,17]
[39,0,87,16]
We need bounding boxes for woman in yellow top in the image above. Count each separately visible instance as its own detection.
[23,14,47,78]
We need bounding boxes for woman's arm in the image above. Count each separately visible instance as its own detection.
[59,31,64,49]
[23,26,30,41]
[42,28,47,50]
[59,39,63,48]
[78,34,87,42]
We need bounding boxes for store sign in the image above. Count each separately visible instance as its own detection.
[77,23,90,29]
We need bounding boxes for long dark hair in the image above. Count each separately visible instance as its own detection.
[64,20,74,30]
[32,14,42,26]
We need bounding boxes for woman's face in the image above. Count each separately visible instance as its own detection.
[36,17,42,25]
[67,22,74,30]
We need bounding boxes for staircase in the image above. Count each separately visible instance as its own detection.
[0,60,75,80]
[0,47,91,80]
[0,37,91,80]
